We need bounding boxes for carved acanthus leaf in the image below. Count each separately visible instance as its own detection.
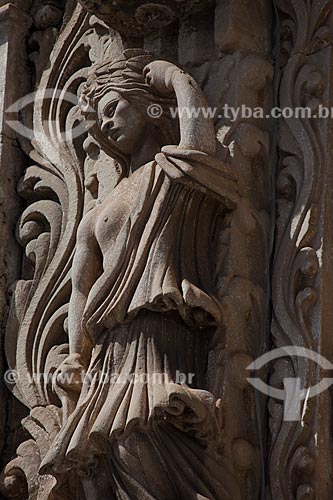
[4,7,122,410]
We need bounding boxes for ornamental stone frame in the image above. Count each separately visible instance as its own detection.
[0,1,331,500]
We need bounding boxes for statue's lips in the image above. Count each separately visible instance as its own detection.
[108,128,121,142]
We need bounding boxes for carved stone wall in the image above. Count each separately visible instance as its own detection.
[0,1,332,500]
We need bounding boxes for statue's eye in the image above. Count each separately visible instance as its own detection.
[106,103,117,118]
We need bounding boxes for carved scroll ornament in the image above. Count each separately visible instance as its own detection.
[269,1,333,499]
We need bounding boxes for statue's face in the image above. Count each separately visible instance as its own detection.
[97,91,146,155]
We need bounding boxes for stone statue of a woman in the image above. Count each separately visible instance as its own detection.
[41,49,239,499]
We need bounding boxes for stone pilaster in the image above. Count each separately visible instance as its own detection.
[270,1,333,498]
[0,2,31,464]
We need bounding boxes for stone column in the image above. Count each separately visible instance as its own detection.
[0,2,31,463]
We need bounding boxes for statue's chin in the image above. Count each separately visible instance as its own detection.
[113,136,141,156]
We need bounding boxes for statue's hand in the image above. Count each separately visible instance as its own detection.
[54,353,87,394]
[144,61,183,96]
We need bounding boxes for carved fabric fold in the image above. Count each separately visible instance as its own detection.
[82,147,236,340]
[107,423,238,500]
[40,311,221,477]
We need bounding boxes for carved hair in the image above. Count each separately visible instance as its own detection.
[80,49,179,172]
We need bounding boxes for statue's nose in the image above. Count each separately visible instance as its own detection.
[101,117,113,134]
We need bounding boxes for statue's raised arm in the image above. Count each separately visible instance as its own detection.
[144,60,216,154]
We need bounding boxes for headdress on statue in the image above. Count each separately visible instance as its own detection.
[79,49,178,172]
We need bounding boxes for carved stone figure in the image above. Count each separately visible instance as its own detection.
[0,3,274,499]
[38,49,239,498]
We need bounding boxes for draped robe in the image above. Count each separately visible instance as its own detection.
[41,146,239,500]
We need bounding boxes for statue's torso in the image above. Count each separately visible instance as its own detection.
[93,162,155,262]
[79,158,223,332]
